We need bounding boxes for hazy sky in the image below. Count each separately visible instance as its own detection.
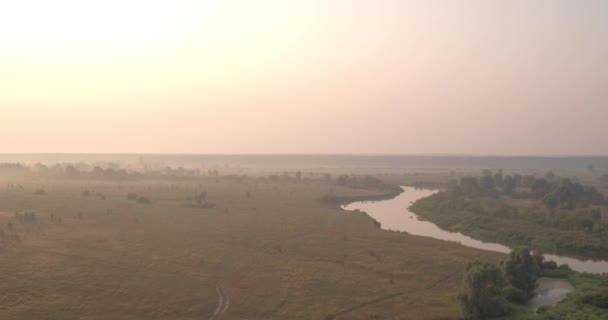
[1,0,607,154]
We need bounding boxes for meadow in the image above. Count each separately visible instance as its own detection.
[0,172,500,320]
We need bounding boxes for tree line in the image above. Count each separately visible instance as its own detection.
[451,170,605,209]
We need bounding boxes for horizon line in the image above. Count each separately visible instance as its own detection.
[2,152,608,158]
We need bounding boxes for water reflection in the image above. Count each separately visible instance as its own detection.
[529,277,574,311]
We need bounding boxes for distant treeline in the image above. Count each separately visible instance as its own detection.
[321,175,402,204]
[0,162,244,180]
[0,163,395,194]
[450,170,605,209]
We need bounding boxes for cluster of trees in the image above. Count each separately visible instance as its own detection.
[459,247,552,319]
[1,211,44,248]
[0,163,28,171]
[451,170,605,209]
[534,179,604,209]
[335,175,393,191]
[14,211,38,224]
[263,171,308,183]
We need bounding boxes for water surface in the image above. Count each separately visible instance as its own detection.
[529,277,574,312]
[342,187,608,274]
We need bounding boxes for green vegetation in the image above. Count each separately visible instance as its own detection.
[459,248,539,319]
[412,171,608,259]
[509,271,608,320]
[459,261,509,319]
[501,248,540,303]
[321,175,402,204]
[0,167,500,319]
[460,248,608,319]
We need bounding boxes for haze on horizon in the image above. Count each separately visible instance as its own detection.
[1,0,607,155]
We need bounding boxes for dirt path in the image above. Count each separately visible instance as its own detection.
[209,284,229,320]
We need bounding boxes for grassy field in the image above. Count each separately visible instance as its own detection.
[0,174,501,320]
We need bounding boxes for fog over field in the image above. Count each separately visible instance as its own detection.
[1,1,608,320]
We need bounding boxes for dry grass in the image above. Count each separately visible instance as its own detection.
[0,175,501,319]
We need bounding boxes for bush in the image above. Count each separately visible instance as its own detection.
[536,306,551,314]
[136,196,151,204]
[542,261,558,270]
[34,188,46,195]
[503,285,527,304]
[581,290,608,308]
[127,193,138,200]
[199,202,216,209]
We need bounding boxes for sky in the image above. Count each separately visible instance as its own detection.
[1,0,607,155]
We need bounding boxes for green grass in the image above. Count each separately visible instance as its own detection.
[0,175,501,319]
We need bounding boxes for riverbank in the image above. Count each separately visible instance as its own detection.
[342,186,608,318]
[344,186,608,273]
[320,187,403,206]
[410,191,608,261]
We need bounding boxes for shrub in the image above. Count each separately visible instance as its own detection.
[199,202,216,209]
[503,285,527,304]
[581,290,608,308]
[136,196,151,204]
[542,261,558,270]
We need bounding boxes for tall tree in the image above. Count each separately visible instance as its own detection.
[458,261,509,320]
[501,247,539,301]
[502,175,516,195]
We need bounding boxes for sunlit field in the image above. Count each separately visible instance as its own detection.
[0,171,501,319]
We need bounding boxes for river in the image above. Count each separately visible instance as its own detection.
[342,186,608,274]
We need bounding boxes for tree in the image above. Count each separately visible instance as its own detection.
[543,193,559,209]
[502,175,516,195]
[591,208,602,224]
[493,170,504,188]
[460,177,479,195]
[501,247,538,301]
[480,175,496,192]
[513,174,522,187]
[531,178,551,198]
[459,261,509,320]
